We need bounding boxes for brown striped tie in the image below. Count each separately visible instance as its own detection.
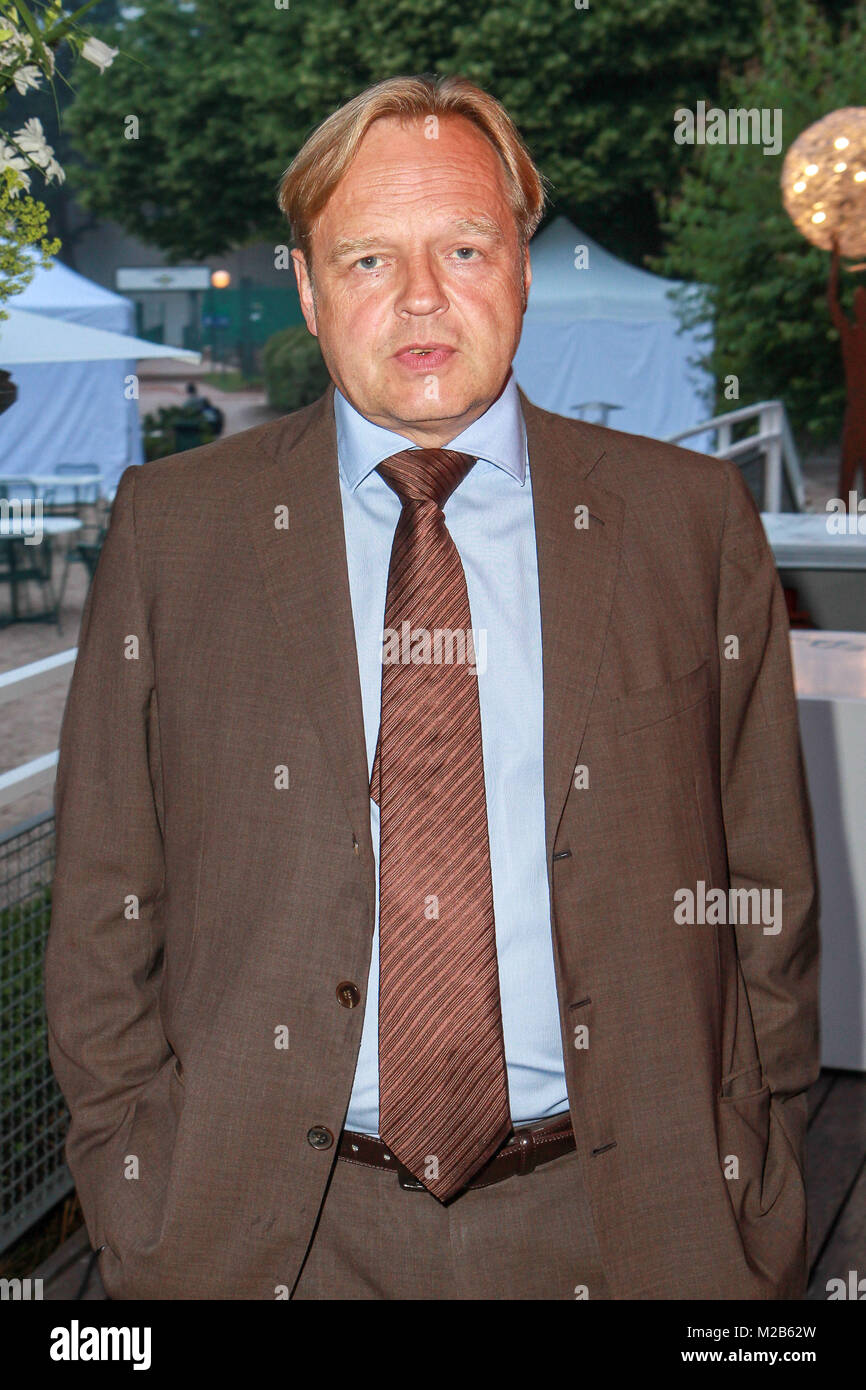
[370,447,511,1202]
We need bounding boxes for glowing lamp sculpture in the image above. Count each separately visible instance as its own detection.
[783,109,866,503]
[781,107,866,258]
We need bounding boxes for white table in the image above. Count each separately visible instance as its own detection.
[791,630,866,1069]
[763,512,866,568]
[763,513,866,631]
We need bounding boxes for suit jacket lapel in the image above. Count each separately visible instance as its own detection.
[241,382,377,925]
[519,389,625,864]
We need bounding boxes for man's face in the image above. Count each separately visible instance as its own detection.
[291,114,531,446]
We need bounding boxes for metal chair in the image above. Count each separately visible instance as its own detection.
[0,482,59,626]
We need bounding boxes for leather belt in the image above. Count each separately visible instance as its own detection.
[337,1110,575,1193]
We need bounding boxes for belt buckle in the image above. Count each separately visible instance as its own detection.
[395,1159,427,1191]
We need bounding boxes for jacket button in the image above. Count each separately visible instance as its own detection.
[307,1126,334,1150]
[336,980,360,1008]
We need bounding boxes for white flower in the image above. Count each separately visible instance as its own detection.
[4,121,64,186]
[81,36,118,72]
[15,118,54,168]
[0,26,33,53]
[0,28,23,61]
[0,27,34,55]
[11,63,42,94]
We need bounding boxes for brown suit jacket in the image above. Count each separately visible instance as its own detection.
[44,383,821,1299]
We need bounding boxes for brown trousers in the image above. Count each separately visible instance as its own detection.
[292,1143,612,1300]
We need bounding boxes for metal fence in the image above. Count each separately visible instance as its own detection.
[0,809,72,1253]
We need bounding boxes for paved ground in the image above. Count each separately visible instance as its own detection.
[1,542,94,834]
[138,356,281,437]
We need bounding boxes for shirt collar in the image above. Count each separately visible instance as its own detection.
[334,370,527,492]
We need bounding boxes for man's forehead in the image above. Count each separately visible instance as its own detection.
[305,114,521,261]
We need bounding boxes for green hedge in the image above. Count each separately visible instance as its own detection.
[262,325,331,414]
[142,406,219,461]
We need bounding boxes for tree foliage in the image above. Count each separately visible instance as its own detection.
[651,0,866,441]
[63,0,760,265]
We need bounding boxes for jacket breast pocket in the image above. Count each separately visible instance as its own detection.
[615,659,711,736]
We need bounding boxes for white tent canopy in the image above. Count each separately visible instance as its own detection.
[514,216,714,449]
[0,304,201,365]
[0,251,197,493]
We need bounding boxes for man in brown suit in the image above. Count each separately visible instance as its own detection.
[45,74,820,1300]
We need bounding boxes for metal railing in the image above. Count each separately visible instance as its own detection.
[666,400,808,513]
[0,809,72,1253]
[0,650,78,1250]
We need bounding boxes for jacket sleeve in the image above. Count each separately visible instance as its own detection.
[44,463,170,1251]
[716,461,821,1162]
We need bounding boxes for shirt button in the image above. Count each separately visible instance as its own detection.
[336,980,361,1008]
[307,1126,334,1150]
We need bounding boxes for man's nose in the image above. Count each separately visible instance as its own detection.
[395,252,448,316]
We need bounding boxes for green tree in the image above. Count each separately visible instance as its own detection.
[0,0,123,311]
[651,0,866,442]
[62,0,760,266]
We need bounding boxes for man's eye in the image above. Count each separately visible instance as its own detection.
[356,255,383,270]
[452,246,479,260]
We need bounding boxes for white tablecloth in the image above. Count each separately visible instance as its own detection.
[763,512,866,570]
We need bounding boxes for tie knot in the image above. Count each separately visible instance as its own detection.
[376,447,476,508]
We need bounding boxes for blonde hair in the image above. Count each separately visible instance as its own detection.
[276,74,547,269]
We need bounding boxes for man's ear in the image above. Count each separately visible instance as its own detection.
[291,249,318,337]
[521,241,532,313]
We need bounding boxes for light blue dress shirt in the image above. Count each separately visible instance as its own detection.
[337,372,569,1135]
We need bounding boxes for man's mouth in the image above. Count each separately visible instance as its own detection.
[393,344,456,370]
